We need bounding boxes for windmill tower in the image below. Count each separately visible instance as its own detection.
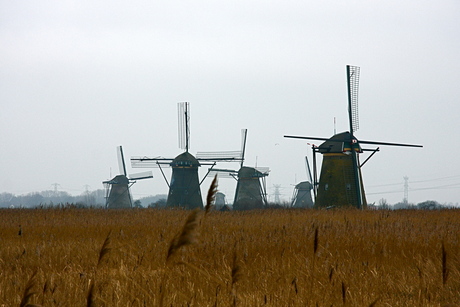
[207,129,270,210]
[131,102,244,209]
[285,65,422,209]
[291,156,314,208]
[103,146,153,209]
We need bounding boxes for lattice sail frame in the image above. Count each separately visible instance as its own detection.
[178,102,190,151]
[348,65,360,133]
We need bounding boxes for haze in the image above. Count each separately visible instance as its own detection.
[1,0,459,205]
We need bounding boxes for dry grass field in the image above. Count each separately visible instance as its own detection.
[1,207,460,306]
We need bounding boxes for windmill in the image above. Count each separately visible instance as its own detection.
[206,129,270,210]
[131,102,244,209]
[285,65,422,209]
[291,156,314,208]
[103,146,153,209]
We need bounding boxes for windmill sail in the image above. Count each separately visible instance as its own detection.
[178,102,190,152]
[117,146,127,176]
[347,65,360,134]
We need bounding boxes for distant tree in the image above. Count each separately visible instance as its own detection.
[21,192,44,207]
[378,198,392,210]
[148,198,167,208]
[133,200,143,208]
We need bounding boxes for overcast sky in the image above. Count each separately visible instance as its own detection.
[1,0,459,205]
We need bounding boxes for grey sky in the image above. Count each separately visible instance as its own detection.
[1,0,459,205]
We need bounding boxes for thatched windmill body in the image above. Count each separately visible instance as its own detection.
[131,102,244,209]
[207,129,270,210]
[103,146,153,209]
[285,65,422,209]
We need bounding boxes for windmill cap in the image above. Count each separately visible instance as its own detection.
[318,131,362,154]
[295,181,313,189]
[238,166,266,178]
[103,174,129,185]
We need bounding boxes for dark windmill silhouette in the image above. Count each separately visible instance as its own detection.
[291,156,314,208]
[131,102,244,209]
[103,146,153,209]
[285,65,422,209]
[207,129,270,210]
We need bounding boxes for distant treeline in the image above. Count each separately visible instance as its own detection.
[0,190,456,210]
[0,190,167,208]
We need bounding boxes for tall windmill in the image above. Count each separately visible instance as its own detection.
[291,156,314,208]
[207,129,270,210]
[131,102,244,209]
[103,146,153,209]
[285,65,422,209]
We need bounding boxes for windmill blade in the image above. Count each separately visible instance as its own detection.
[241,129,248,168]
[358,139,423,148]
[131,156,173,168]
[117,146,128,176]
[208,168,238,179]
[305,156,313,184]
[129,171,153,181]
[284,135,333,142]
[347,65,360,134]
[178,102,190,152]
[196,150,243,161]
[284,135,422,148]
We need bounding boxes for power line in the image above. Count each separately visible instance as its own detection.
[367,182,460,196]
[367,175,460,188]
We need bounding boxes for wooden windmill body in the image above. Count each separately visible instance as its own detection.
[314,132,367,208]
[285,65,422,209]
[166,151,203,209]
[291,156,314,208]
[232,166,268,210]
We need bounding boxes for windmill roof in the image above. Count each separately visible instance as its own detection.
[171,151,200,167]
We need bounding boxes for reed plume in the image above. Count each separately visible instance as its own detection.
[205,174,218,215]
[166,208,200,263]
[20,271,38,307]
[231,249,242,286]
[231,247,242,307]
[341,281,347,305]
[442,241,449,285]
[97,230,112,267]
[313,226,319,255]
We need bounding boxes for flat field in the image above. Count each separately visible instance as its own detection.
[1,208,459,306]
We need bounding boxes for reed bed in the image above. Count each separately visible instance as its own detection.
[0,207,459,306]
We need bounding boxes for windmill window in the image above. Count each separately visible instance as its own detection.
[325,184,329,191]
